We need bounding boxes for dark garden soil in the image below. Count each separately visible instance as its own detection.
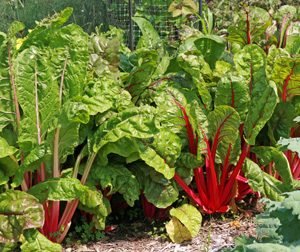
[62,197,265,252]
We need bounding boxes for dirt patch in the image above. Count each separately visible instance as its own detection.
[62,199,265,252]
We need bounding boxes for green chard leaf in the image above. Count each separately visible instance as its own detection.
[194,35,226,70]
[27,177,87,203]
[0,190,44,243]
[244,86,277,145]
[132,17,161,49]
[92,106,160,153]
[87,164,140,207]
[207,106,240,165]
[14,46,59,151]
[137,129,182,179]
[227,6,272,47]
[166,204,202,243]
[250,146,300,191]
[272,58,300,102]
[234,44,267,104]
[215,75,250,122]
[21,229,61,252]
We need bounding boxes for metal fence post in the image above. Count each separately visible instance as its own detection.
[199,0,202,32]
[129,0,134,50]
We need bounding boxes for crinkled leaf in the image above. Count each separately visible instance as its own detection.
[208,106,240,164]
[0,190,44,243]
[97,137,138,166]
[155,84,207,144]
[169,204,202,237]
[194,35,226,70]
[125,49,159,101]
[87,164,140,207]
[227,6,271,46]
[234,44,267,104]
[89,35,120,75]
[272,58,300,102]
[14,46,59,151]
[27,178,87,203]
[21,229,61,252]
[50,24,89,103]
[143,176,178,208]
[165,216,192,243]
[215,75,250,122]
[92,106,160,153]
[137,129,182,179]
[244,86,277,145]
[266,45,290,79]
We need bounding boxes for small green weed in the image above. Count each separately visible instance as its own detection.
[66,216,105,245]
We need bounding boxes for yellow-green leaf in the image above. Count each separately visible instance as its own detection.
[165,216,192,243]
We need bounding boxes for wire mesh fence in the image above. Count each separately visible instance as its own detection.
[107,0,201,49]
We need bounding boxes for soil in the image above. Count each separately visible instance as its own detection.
[62,198,265,252]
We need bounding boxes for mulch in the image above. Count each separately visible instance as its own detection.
[62,198,265,252]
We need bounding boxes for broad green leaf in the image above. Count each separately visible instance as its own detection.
[165,217,192,243]
[169,204,202,237]
[215,75,250,122]
[194,35,226,70]
[272,58,300,102]
[21,229,61,252]
[92,106,160,153]
[208,106,240,164]
[12,144,46,188]
[137,129,182,179]
[250,146,300,191]
[155,83,207,144]
[143,177,179,208]
[0,190,44,243]
[213,61,236,78]
[125,49,159,101]
[243,158,286,201]
[97,137,138,166]
[0,136,17,158]
[89,35,120,75]
[50,23,89,103]
[27,177,87,203]
[80,77,120,116]
[87,164,140,207]
[227,6,271,47]
[268,101,296,144]
[266,45,290,79]
[234,44,267,104]
[0,157,18,185]
[132,17,161,48]
[14,46,59,151]
[244,86,277,145]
